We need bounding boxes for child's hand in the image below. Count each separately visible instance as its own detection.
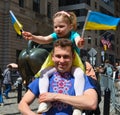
[78,38,84,48]
[22,31,33,40]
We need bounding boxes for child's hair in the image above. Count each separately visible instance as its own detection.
[53,11,77,31]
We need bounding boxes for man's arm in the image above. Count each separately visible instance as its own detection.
[39,88,98,110]
[18,90,37,115]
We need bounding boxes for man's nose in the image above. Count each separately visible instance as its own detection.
[59,57,64,62]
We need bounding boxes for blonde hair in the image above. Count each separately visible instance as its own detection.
[53,11,77,31]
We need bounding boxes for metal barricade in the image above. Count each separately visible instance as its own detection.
[99,74,120,114]
[99,74,110,95]
[114,79,120,114]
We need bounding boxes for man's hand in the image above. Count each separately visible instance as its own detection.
[38,92,57,103]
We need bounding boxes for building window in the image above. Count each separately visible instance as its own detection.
[88,36,91,44]
[79,0,90,5]
[117,47,119,55]
[95,38,97,46]
[16,50,22,63]
[79,9,88,16]
[47,2,52,18]
[77,22,84,29]
[95,2,97,9]
[59,0,90,6]
[116,37,119,44]
[70,9,87,17]
[33,0,40,13]
[59,0,80,6]
[19,0,24,8]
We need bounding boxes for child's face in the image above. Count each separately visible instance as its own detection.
[53,16,73,38]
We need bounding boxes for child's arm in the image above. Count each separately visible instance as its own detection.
[75,36,84,48]
[22,31,53,44]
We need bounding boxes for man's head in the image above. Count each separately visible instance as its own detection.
[52,38,74,73]
[7,65,12,70]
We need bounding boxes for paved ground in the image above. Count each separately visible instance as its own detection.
[0,90,39,115]
[0,89,117,115]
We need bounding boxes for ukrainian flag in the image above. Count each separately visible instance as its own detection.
[85,10,120,30]
[9,10,23,35]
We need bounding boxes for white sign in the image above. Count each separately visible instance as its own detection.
[88,48,97,57]
[101,51,105,56]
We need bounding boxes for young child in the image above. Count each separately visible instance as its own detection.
[22,11,85,115]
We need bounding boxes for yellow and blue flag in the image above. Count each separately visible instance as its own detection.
[9,10,23,35]
[85,10,120,30]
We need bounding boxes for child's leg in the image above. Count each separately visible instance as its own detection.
[72,67,85,115]
[71,66,85,96]
[39,66,57,93]
[37,67,56,113]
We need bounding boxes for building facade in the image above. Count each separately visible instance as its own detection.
[0,0,120,69]
[0,0,58,69]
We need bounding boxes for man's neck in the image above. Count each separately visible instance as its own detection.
[56,71,72,79]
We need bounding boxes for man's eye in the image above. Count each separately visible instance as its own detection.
[63,55,69,59]
[56,55,61,58]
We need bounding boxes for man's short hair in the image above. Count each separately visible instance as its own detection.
[53,38,74,53]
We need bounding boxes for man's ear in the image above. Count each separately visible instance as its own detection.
[51,51,54,61]
[72,52,75,59]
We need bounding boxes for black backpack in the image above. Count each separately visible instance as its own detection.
[83,76,101,115]
[81,59,101,115]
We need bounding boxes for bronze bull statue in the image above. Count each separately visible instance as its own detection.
[18,40,50,87]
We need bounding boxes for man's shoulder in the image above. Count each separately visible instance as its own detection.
[28,78,39,97]
[29,78,39,87]
[84,75,96,90]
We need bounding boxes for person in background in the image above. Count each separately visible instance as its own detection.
[85,61,97,80]
[18,39,99,115]
[81,57,97,80]
[115,61,120,79]
[22,11,85,114]
[103,60,113,77]
[0,68,4,106]
[94,66,101,81]
[2,65,12,99]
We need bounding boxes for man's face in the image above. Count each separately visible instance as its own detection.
[52,46,74,73]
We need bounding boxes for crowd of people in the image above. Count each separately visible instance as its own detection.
[94,60,120,81]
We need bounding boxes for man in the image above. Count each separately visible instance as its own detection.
[104,59,113,77]
[82,58,97,80]
[2,65,12,99]
[18,39,98,115]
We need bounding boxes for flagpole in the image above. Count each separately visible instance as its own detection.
[81,10,91,38]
